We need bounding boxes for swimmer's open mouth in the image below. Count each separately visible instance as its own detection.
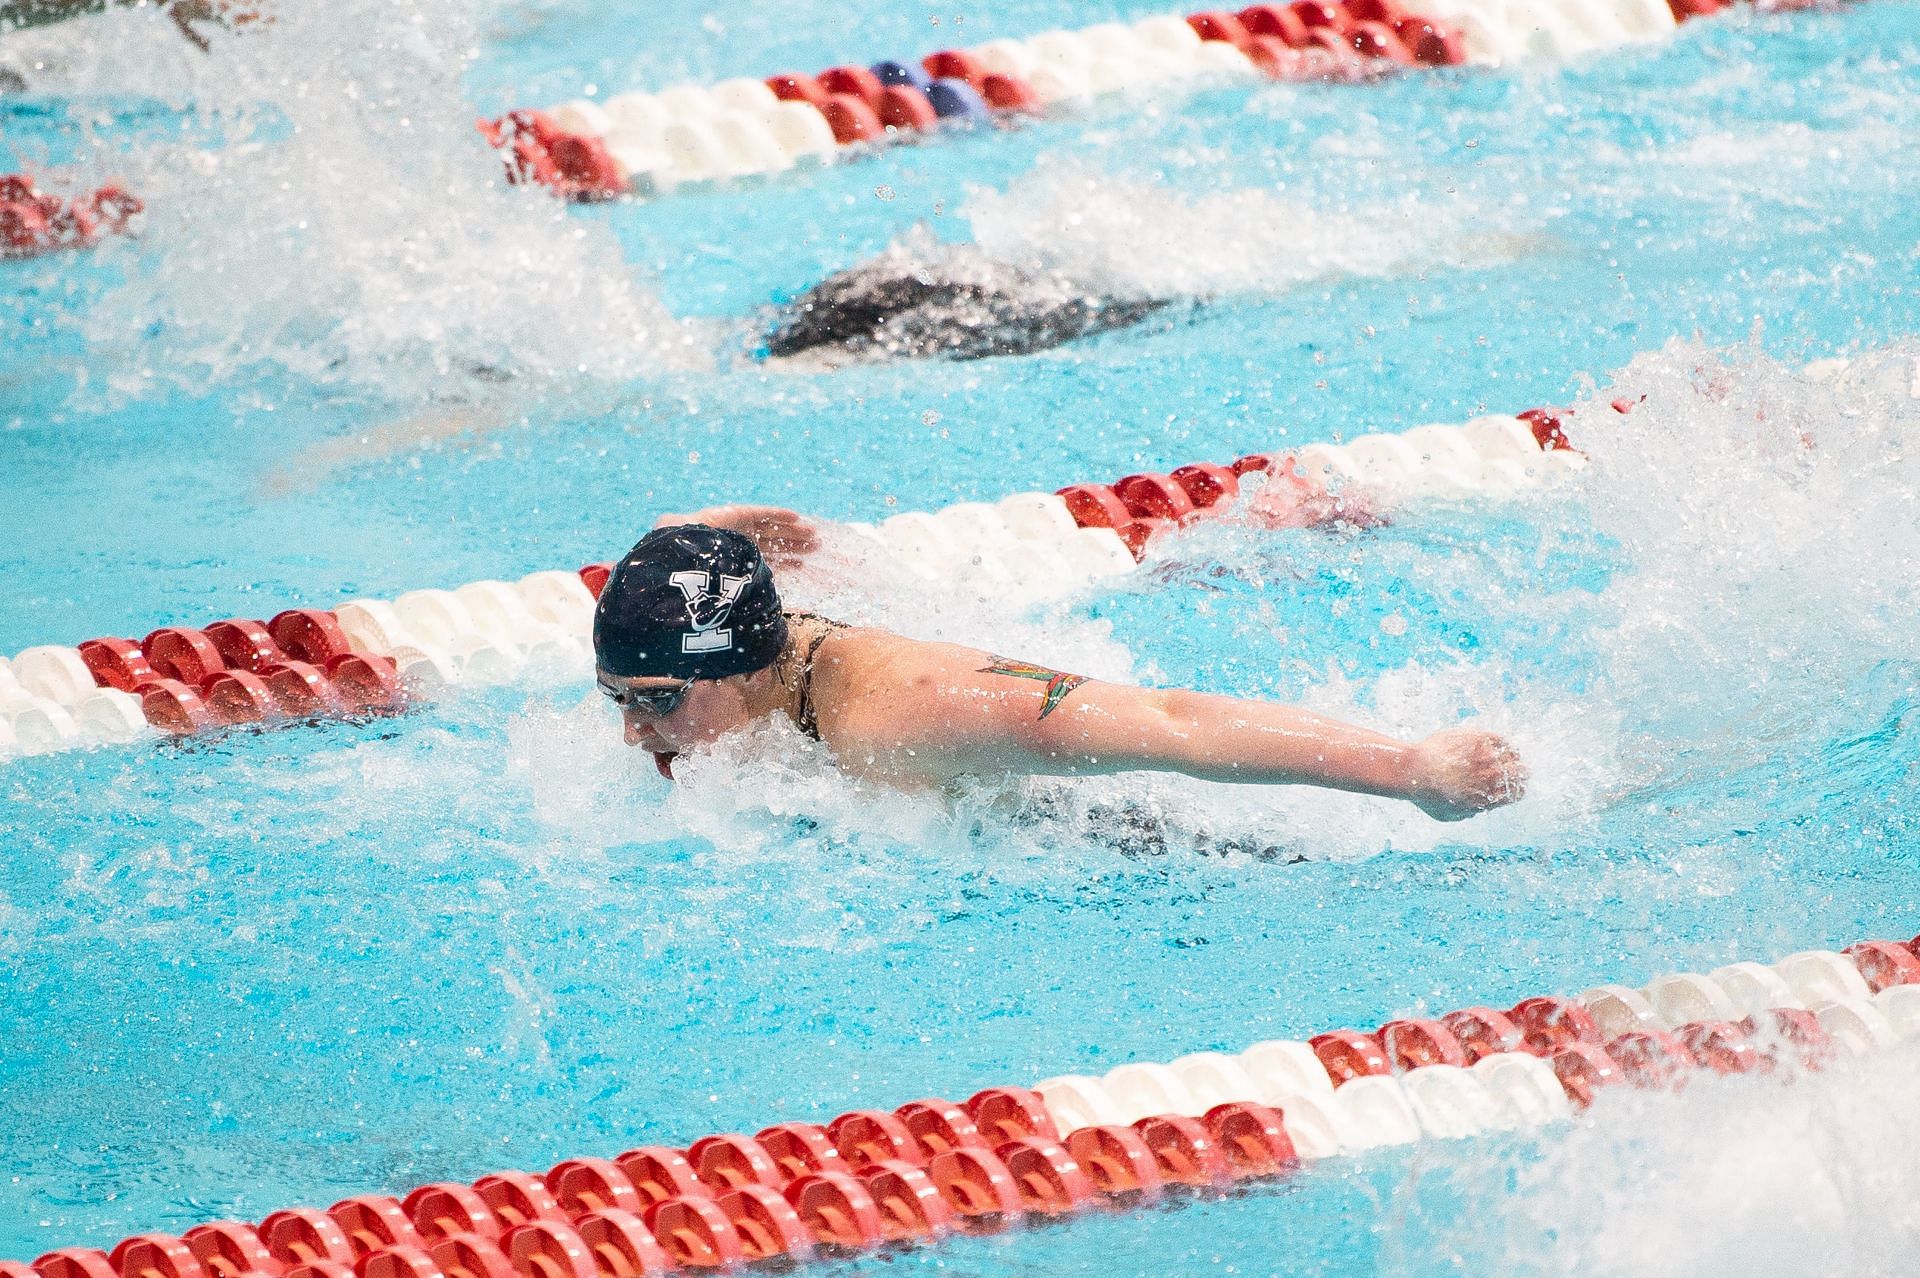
[653,752,677,780]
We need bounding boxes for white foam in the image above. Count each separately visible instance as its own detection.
[64,0,698,404]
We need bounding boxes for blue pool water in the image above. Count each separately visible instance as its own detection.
[3,0,1920,1273]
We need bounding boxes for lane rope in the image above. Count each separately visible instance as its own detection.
[0,402,1583,760]
[10,933,1916,1273]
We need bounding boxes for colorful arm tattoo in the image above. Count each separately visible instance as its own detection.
[980,658,1089,720]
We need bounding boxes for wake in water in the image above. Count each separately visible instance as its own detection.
[11,0,696,406]
[757,166,1555,369]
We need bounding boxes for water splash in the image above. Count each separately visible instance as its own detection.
[41,0,698,403]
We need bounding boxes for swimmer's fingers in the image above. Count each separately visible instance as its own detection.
[658,504,820,567]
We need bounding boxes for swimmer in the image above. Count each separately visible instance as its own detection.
[763,232,1170,366]
[593,511,1525,821]
[0,0,254,50]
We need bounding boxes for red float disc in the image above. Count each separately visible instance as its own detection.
[817,65,883,104]
[1440,1007,1527,1063]
[1290,0,1347,28]
[964,1087,1059,1144]
[1737,1008,1832,1072]
[641,1197,745,1270]
[259,1210,357,1268]
[713,1185,812,1262]
[893,1099,984,1160]
[1203,1103,1297,1178]
[181,1223,280,1278]
[1843,940,1920,991]
[1054,483,1134,530]
[611,1148,704,1208]
[268,610,351,666]
[1391,15,1465,64]
[77,637,156,692]
[686,1134,783,1193]
[325,654,406,714]
[1509,996,1601,1054]
[32,1251,119,1278]
[569,1210,671,1278]
[754,1123,845,1182]
[471,1172,568,1231]
[138,678,218,735]
[108,1236,206,1278]
[921,49,989,90]
[979,74,1041,112]
[1231,452,1279,475]
[1063,1125,1163,1201]
[993,1137,1095,1214]
[876,85,938,131]
[283,1265,353,1278]
[201,670,282,726]
[545,133,627,202]
[203,619,284,673]
[820,94,883,144]
[925,1147,1023,1227]
[501,1221,596,1278]
[577,564,613,598]
[1343,0,1403,22]
[404,1186,500,1242]
[858,1160,953,1241]
[1239,3,1310,44]
[1606,1029,1694,1089]
[143,627,227,686]
[1132,1115,1231,1187]
[1170,462,1240,508]
[1676,1021,1765,1074]
[545,1158,643,1218]
[1187,10,1254,45]
[826,1109,921,1169]
[1347,19,1416,61]
[783,1171,885,1249]
[1114,518,1171,559]
[327,1197,422,1257]
[1376,1018,1468,1070]
[765,73,830,107]
[424,1234,515,1278]
[260,663,339,718]
[1309,1029,1392,1084]
[354,1247,440,1278]
[1516,406,1574,451]
[1548,1042,1622,1108]
[1112,473,1198,522]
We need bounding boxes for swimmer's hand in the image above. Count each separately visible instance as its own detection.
[163,0,264,50]
[654,504,819,570]
[1405,728,1527,821]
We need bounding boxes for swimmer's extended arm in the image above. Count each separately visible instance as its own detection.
[850,645,1525,820]
[1,0,244,48]
[653,505,818,571]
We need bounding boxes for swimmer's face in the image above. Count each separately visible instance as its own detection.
[599,671,761,754]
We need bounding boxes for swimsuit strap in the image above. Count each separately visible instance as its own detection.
[784,611,847,742]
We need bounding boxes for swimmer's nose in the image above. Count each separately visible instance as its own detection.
[623,718,647,748]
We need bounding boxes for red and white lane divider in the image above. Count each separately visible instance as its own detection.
[9,934,1915,1276]
[0,403,1580,761]
[1,173,142,260]
[489,0,1753,200]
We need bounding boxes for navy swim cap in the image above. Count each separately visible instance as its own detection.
[593,525,789,680]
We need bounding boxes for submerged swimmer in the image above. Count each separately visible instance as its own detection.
[593,513,1525,821]
[762,234,1170,365]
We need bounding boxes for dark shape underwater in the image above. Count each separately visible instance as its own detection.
[762,233,1170,364]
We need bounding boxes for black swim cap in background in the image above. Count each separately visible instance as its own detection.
[593,525,788,680]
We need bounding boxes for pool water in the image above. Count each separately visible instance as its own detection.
[3,0,1919,1273]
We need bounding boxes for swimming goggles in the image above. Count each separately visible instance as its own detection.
[597,675,693,716]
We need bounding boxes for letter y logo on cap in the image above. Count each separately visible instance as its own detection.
[669,570,750,654]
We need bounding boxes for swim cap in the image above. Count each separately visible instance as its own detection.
[593,525,789,680]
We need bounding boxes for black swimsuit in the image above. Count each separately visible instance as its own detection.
[783,611,846,742]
